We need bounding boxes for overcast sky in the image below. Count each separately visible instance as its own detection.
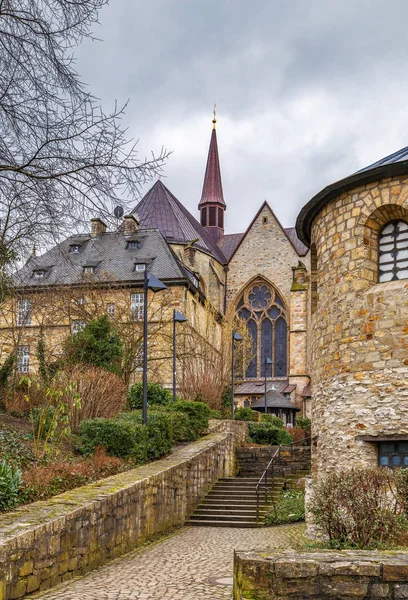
[77,0,408,234]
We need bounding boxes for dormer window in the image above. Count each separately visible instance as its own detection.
[33,269,46,279]
[69,244,81,253]
[83,266,95,274]
[134,263,146,272]
[127,241,141,250]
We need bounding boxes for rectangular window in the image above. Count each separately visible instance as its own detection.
[107,303,115,318]
[131,293,144,320]
[17,299,32,326]
[72,320,86,334]
[209,206,216,227]
[133,263,146,271]
[83,266,95,274]
[69,245,81,253]
[17,345,30,373]
[127,241,140,249]
[218,208,224,229]
[378,441,408,469]
[201,207,207,227]
[75,297,86,306]
[33,269,46,279]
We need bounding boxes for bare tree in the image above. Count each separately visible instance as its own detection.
[0,1,169,298]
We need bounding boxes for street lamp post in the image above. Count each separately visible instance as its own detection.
[142,269,167,425]
[231,331,243,419]
[264,357,273,413]
[173,309,188,402]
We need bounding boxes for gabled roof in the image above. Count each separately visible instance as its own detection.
[217,233,244,261]
[250,389,300,411]
[225,201,309,263]
[13,230,190,288]
[131,180,226,264]
[235,380,290,395]
[296,144,408,247]
[199,127,225,208]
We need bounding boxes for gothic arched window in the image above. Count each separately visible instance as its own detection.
[237,282,288,379]
[379,220,408,282]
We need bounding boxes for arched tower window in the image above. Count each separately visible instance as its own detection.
[236,281,288,379]
[379,220,408,282]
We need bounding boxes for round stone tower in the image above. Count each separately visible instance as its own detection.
[297,149,408,478]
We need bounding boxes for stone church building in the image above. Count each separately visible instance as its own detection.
[0,116,311,419]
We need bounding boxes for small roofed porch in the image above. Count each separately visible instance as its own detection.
[234,381,300,427]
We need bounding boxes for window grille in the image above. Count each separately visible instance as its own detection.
[127,241,141,249]
[17,345,30,373]
[72,320,86,334]
[379,220,408,282]
[237,282,288,379]
[107,303,115,318]
[378,441,408,469]
[17,299,32,326]
[131,293,144,320]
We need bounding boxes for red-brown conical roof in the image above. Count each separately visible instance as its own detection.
[199,127,226,208]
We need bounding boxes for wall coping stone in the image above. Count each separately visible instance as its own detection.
[234,549,408,599]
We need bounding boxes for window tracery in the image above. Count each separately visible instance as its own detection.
[237,281,288,379]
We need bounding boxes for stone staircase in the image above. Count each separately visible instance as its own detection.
[186,469,309,528]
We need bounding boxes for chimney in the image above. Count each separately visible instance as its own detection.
[124,214,139,235]
[91,218,107,238]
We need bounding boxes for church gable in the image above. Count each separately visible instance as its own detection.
[226,202,309,308]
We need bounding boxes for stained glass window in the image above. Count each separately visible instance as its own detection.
[379,220,408,282]
[237,281,288,378]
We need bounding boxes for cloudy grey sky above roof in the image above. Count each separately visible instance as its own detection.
[76,0,408,234]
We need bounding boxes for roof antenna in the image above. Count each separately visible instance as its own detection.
[212,103,217,129]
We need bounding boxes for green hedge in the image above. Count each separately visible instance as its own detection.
[260,414,284,428]
[77,418,148,460]
[127,382,172,410]
[169,401,210,437]
[248,423,293,445]
[234,407,258,421]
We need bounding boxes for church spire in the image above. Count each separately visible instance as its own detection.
[199,108,226,241]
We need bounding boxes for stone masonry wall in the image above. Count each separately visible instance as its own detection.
[0,421,247,600]
[310,176,408,476]
[236,445,311,477]
[234,549,408,599]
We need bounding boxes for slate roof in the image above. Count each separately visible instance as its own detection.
[13,230,190,289]
[217,233,244,261]
[199,127,225,207]
[131,180,226,264]
[297,144,408,247]
[250,389,300,411]
[234,380,291,395]
[283,227,309,257]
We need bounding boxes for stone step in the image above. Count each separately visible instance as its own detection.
[189,513,260,522]
[200,499,268,506]
[185,520,263,528]
[194,510,266,519]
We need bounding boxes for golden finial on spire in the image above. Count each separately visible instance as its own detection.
[212,103,217,129]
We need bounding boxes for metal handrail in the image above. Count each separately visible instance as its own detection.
[255,436,311,521]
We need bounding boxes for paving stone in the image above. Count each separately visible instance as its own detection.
[30,523,305,600]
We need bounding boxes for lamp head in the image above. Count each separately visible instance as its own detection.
[174,310,188,323]
[148,273,167,292]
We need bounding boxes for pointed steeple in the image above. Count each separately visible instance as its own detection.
[199,107,226,241]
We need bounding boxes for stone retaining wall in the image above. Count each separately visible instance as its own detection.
[236,445,311,477]
[0,420,247,600]
[234,548,408,599]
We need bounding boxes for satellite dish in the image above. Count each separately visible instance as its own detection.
[113,205,124,218]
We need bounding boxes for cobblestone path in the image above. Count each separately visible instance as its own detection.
[32,523,305,600]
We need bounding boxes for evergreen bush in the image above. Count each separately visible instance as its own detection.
[296,416,311,430]
[234,407,258,421]
[261,414,284,428]
[127,382,172,410]
[248,423,293,445]
[0,460,22,511]
[65,314,123,375]
[170,401,210,437]
[78,418,148,460]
